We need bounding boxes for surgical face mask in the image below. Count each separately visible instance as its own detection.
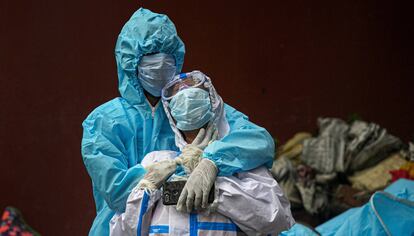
[138,53,176,97]
[169,87,214,131]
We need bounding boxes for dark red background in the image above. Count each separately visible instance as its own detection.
[1,0,413,235]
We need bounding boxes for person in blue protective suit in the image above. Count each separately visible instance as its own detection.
[81,8,275,236]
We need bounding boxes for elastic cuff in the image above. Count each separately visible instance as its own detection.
[202,158,218,173]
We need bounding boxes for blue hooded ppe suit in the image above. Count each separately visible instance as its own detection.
[81,8,275,236]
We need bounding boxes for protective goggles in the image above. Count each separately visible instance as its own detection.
[161,71,207,101]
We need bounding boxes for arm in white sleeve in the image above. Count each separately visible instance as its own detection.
[215,167,295,235]
[110,187,161,236]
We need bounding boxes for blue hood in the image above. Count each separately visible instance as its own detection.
[115,8,185,105]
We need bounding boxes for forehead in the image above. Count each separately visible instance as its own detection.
[170,77,208,95]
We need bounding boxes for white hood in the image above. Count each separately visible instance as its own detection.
[161,70,230,150]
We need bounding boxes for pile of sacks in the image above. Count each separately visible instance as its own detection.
[271,117,413,220]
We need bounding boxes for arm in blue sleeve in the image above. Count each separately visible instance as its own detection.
[203,104,275,176]
[81,111,146,212]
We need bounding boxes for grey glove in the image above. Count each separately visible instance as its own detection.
[176,158,218,212]
[137,160,177,190]
[175,126,218,174]
[191,125,218,150]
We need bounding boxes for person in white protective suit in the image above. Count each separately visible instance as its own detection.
[110,71,295,236]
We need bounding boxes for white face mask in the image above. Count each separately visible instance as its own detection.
[169,87,213,131]
[138,53,176,97]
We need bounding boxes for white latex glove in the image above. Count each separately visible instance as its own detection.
[191,125,219,150]
[137,160,177,190]
[176,158,218,213]
[175,126,218,174]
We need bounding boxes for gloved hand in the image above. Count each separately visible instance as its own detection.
[137,160,177,190]
[191,125,219,150]
[175,126,218,174]
[176,158,218,213]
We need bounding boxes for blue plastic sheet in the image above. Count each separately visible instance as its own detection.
[280,179,414,236]
[315,179,414,236]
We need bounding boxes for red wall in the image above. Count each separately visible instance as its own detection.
[1,1,413,235]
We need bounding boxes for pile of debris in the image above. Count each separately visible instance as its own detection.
[271,117,413,224]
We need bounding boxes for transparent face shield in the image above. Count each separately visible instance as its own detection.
[161,71,209,101]
[160,70,228,148]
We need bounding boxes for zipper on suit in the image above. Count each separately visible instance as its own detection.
[145,98,160,118]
